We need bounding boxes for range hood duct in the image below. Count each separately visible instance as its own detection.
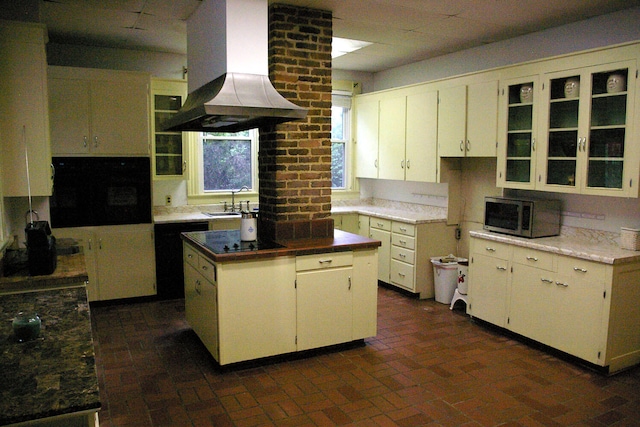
[162,0,307,132]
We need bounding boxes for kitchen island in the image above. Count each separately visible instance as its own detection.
[0,253,100,426]
[182,229,380,365]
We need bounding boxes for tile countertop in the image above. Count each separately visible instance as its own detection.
[0,286,100,426]
[470,230,640,265]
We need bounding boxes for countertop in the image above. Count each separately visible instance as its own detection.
[182,229,381,262]
[0,286,100,425]
[1,252,89,294]
[470,230,640,265]
[154,203,448,225]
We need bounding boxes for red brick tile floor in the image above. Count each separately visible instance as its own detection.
[90,286,640,427]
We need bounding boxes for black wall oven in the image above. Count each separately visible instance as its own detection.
[50,157,152,228]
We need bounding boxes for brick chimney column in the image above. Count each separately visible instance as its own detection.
[258,3,333,242]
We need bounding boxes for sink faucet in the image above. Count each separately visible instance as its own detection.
[230,186,250,212]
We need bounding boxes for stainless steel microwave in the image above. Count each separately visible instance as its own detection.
[484,197,561,238]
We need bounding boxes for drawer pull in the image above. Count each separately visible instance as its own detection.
[485,247,496,252]
[555,281,569,287]
[541,278,553,283]
[187,254,193,259]
[573,267,587,273]
[376,222,385,227]
[399,226,407,232]
[399,239,407,245]
[496,266,507,271]
[398,272,406,278]
[201,265,208,270]
[526,256,538,261]
[318,259,333,264]
[399,253,406,258]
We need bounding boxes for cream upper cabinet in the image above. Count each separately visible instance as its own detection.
[49,66,150,156]
[536,61,637,196]
[0,21,53,197]
[496,76,540,189]
[354,96,379,178]
[378,96,406,180]
[406,91,438,182]
[151,79,187,177]
[438,80,499,158]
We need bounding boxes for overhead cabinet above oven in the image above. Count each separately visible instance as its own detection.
[48,66,151,156]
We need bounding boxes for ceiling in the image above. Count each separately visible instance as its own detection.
[33,0,640,73]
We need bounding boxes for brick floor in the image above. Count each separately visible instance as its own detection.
[90,286,640,426]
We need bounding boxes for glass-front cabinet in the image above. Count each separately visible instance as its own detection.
[537,61,636,196]
[151,79,188,178]
[497,76,539,189]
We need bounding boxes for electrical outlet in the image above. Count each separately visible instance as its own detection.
[165,195,172,206]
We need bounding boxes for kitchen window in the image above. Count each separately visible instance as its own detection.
[332,93,351,189]
[188,130,258,198]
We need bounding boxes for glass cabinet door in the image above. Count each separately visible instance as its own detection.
[586,67,630,190]
[539,60,635,195]
[498,76,538,188]
[544,73,581,189]
[151,79,188,178]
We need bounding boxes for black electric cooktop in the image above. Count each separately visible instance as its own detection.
[186,230,283,254]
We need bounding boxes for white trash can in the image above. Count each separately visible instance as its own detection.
[431,256,461,304]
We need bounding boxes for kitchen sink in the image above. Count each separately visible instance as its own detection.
[202,212,241,217]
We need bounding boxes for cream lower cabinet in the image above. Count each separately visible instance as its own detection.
[53,224,156,301]
[184,244,378,365]
[370,217,457,299]
[331,213,359,234]
[469,236,640,373]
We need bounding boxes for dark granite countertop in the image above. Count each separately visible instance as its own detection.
[0,286,100,425]
[182,229,381,262]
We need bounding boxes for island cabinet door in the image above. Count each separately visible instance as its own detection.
[296,266,354,351]
[216,256,296,365]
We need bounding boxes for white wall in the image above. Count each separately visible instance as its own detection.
[373,6,640,92]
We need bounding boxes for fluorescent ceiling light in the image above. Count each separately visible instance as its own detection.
[332,37,372,58]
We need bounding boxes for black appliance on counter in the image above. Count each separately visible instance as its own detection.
[154,222,210,300]
[25,221,57,275]
[186,229,283,254]
[50,157,152,228]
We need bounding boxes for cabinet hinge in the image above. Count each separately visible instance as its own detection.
[295,335,298,345]
[603,290,606,299]
[636,69,638,79]
[598,351,601,359]
[542,82,545,90]
[507,317,510,324]
[294,279,297,289]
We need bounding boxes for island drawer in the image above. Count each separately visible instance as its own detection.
[184,243,199,269]
[296,251,353,272]
[370,218,391,231]
[392,222,415,236]
[198,256,216,282]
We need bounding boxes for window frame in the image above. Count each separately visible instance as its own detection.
[331,92,353,192]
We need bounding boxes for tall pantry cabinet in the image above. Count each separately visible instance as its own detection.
[0,20,53,197]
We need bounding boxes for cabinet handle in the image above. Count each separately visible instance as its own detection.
[83,136,88,148]
[573,267,587,273]
[466,140,470,151]
[406,160,410,169]
[459,140,464,151]
[526,256,538,261]
[399,253,406,258]
[201,265,208,271]
[183,161,187,172]
[541,278,553,283]
[318,259,333,264]
[88,238,92,250]
[348,276,352,290]
[374,159,378,168]
[94,136,99,148]
[555,281,568,287]
[377,222,385,228]
[496,266,507,271]
[485,247,496,252]
[398,272,406,278]
[399,239,407,245]
[98,238,102,250]
[532,138,536,152]
[399,226,407,232]
[187,254,193,259]
[195,279,201,294]
[401,159,405,169]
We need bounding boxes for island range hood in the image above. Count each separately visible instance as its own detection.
[162,0,307,132]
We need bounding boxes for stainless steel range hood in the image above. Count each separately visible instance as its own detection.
[162,0,307,132]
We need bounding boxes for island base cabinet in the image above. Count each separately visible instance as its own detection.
[216,257,297,365]
[297,267,353,350]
